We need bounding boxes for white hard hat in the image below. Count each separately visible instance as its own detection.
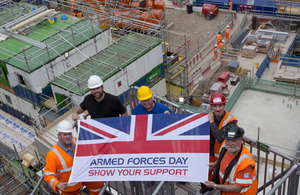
[57,120,73,133]
[222,40,225,43]
[227,25,230,28]
[214,44,217,47]
[88,75,103,89]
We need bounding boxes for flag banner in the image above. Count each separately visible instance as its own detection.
[69,113,210,182]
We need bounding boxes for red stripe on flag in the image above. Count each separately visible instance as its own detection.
[155,113,208,136]
[76,140,210,156]
[80,121,117,138]
[134,115,148,141]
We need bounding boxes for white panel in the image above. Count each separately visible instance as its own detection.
[7,72,19,87]
[51,84,85,107]
[113,70,128,95]
[126,44,163,85]
[0,88,39,119]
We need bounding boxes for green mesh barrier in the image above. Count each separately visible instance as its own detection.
[226,77,300,112]
[178,77,300,113]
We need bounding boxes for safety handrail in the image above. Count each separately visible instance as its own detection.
[152,181,165,195]
[266,163,299,195]
[30,172,45,195]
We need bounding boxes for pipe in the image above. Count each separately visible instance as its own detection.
[10,9,54,32]
[152,181,165,195]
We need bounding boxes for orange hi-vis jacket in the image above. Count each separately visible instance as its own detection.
[220,42,225,50]
[214,47,218,54]
[229,1,233,10]
[44,138,82,192]
[218,144,258,195]
[225,28,230,40]
[214,112,237,158]
[216,34,222,43]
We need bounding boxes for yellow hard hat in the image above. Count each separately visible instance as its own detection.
[48,18,55,25]
[137,86,153,100]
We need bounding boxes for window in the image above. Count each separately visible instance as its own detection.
[17,74,26,86]
[5,95,12,104]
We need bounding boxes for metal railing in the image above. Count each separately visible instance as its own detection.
[266,163,299,195]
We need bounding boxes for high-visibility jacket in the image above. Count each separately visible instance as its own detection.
[220,42,225,50]
[218,144,258,195]
[214,112,237,158]
[229,1,233,10]
[216,34,222,43]
[225,28,231,40]
[44,138,82,192]
[214,47,218,54]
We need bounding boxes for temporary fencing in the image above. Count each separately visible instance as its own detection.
[226,77,300,112]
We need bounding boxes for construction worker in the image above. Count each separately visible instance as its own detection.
[131,86,173,189]
[202,124,258,194]
[225,25,231,41]
[132,86,172,114]
[72,9,83,18]
[220,40,225,59]
[216,32,222,49]
[208,92,237,180]
[72,75,128,121]
[229,0,233,11]
[213,44,218,61]
[71,0,83,18]
[44,120,104,194]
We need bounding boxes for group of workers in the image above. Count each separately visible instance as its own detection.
[44,75,171,194]
[215,25,231,60]
[44,74,257,195]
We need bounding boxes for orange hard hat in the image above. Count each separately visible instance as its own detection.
[210,92,226,105]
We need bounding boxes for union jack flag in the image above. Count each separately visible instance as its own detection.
[76,113,210,156]
[70,113,210,182]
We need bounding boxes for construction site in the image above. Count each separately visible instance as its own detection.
[0,0,299,194]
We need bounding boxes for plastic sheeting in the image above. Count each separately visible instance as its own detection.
[0,113,36,151]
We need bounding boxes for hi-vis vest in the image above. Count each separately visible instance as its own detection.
[214,112,237,158]
[44,138,81,192]
[216,34,222,42]
[225,28,230,36]
[218,144,257,195]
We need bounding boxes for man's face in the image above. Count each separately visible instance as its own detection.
[140,97,154,111]
[210,104,226,119]
[225,138,242,155]
[58,132,73,146]
[90,86,104,100]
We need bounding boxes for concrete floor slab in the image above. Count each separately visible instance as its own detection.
[230,90,300,157]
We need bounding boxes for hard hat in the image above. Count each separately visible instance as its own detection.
[222,40,225,43]
[137,86,153,101]
[57,120,73,133]
[48,18,55,25]
[227,25,230,28]
[210,92,226,105]
[88,75,103,89]
[223,124,244,140]
[214,44,217,47]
